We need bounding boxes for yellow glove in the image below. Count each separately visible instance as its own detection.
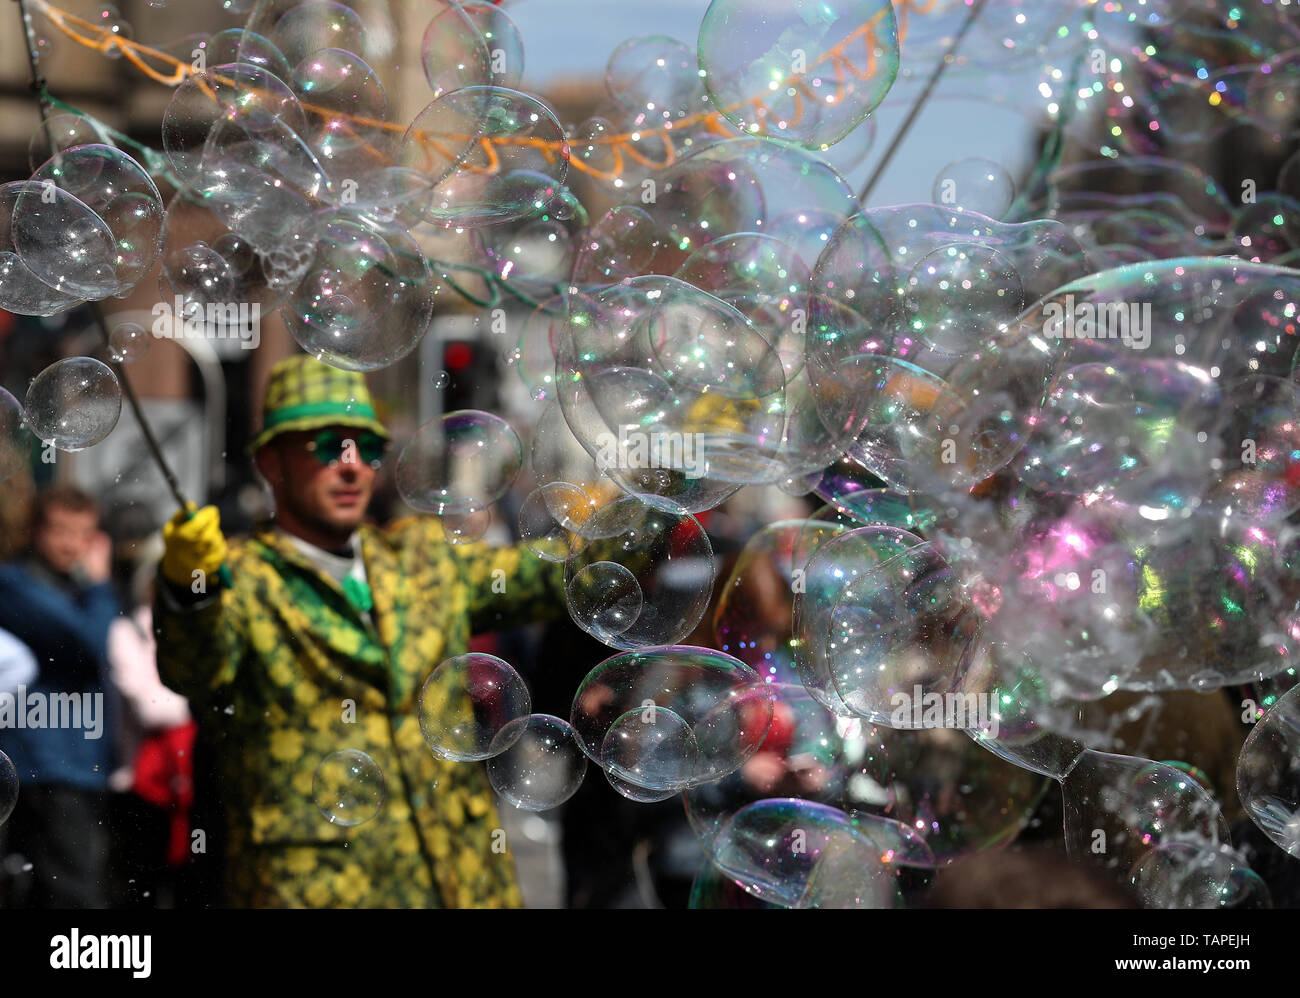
[162,502,228,588]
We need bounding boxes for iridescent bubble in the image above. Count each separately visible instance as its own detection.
[519,482,592,562]
[563,495,713,649]
[0,749,16,827]
[904,243,1023,355]
[208,29,292,80]
[107,322,150,363]
[572,645,774,787]
[162,63,306,184]
[1205,375,1300,520]
[825,537,983,725]
[486,714,587,810]
[1061,750,1229,879]
[1238,682,1300,858]
[290,47,393,181]
[709,798,899,908]
[848,722,1049,865]
[396,409,522,515]
[285,210,432,371]
[267,1,367,69]
[401,86,568,228]
[698,0,900,149]
[931,158,1016,218]
[26,145,163,299]
[792,525,925,716]
[606,35,707,124]
[24,358,121,451]
[462,0,524,90]
[1130,843,1272,909]
[10,183,117,301]
[417,653,531,762]
[420,0,493,98]
[313,749,384,826]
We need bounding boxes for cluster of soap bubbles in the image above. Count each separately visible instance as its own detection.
[6,0,1300,909]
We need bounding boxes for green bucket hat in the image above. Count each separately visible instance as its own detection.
[247,355,391,455]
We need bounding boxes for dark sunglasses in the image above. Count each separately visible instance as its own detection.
[303,429,388,468]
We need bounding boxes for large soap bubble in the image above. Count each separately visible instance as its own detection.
[572,645,774,789]
[1238,682,1300,858]
[396,410,522,515]
[697,0,900,150]
[417,653,531,761]
[563,495,714,649]
[24,358,122,452]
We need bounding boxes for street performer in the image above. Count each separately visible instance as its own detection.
[154,355,565,908]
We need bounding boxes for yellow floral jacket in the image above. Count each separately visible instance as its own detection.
[154,516,566,908]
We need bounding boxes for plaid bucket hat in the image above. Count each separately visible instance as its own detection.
[246,355,391,455]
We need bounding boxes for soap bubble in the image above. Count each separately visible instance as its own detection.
[396,410,522,515]
[313,749,384,826]
[420,0,493,98]
[903,244,1024,356]
[600,705,699,794]
[10,183,118,301]
[847,723,1050,865]
[208,29,292,80]
[401,86,568,228]
[792,525,927,716]
[162,63,306,184]
[0,182,84,316]
[417,653,531,761]
[461,0,524,90]
[486,714,587,810]
[27,113,113,173]
[267,1,367,69]
[932,158,1016,218]
[697,0,900,150]
[0,389,30,483]
[290,47,394,183]
[519,483,593,562]
[565,562,644,643]
[24,358,122,451]
[572,646,774,787]
[25,145,163,299]
[440,507,491,545]
[107,322,150,363]
[1061,750,1229,879]
[709,798,900,908]
[563,495,713,649]
[0,749,16,827]
[1238,682,1300,858]
[285,210,433,371]
[1130,843,1272,909]
[606,35,707,124]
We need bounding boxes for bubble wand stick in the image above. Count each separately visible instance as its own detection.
[14,0,234,589]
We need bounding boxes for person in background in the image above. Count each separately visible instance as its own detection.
[155,355,567,908]
[0,485,120,908]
